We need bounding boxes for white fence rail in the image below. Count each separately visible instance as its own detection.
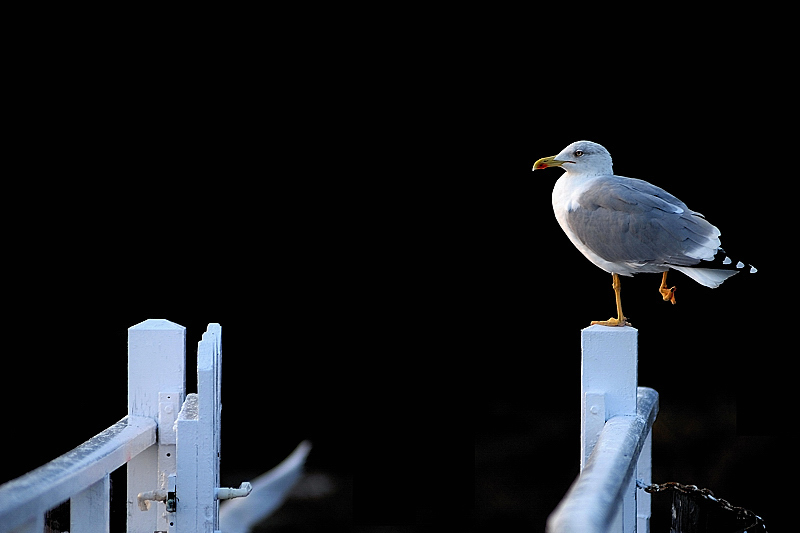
[0,319,247,533]
[547,325,660,533]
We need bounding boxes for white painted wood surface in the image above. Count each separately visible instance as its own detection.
[127,319,186,532]
[176,323,222,532]
[581,325,638,471]
[581,325,638,531]
[0,416,156,532]
[636,422,653,532]
[547,325,659,533]
[70,474,110,533]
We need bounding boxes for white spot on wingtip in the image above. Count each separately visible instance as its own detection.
[736,261,745,269]
[723,256,732,265]
[750,266,758,273]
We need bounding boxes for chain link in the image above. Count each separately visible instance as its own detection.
[636,481,767,532]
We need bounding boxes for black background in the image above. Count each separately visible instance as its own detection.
[2,13,792,532]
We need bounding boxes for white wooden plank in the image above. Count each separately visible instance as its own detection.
[0,416,155,532]
[197,323,221,532]
[70,474,110,533]
[127,319,186,532]
[176,394,199,533]
[176,323,222,532]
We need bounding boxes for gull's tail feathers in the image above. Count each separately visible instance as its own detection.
[670,247,757,288]
[670,266,738,288]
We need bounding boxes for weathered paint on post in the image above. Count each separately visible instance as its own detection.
[127,319,186,532]
[580,325,639,532]
[176,323,222,532]
[580,325,638,471]
[70,474,110,533]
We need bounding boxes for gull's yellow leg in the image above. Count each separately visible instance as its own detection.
[591,273,631,327]
[659,271,677,304]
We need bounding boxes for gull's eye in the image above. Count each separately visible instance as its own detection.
[573,150,584,157]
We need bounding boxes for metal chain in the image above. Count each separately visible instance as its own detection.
[637,480,767,532]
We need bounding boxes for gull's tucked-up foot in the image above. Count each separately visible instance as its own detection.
[659,271,677,304]
[659,286,676,304]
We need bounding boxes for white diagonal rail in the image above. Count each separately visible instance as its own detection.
[548,388,659,532]
[0,416,156,532]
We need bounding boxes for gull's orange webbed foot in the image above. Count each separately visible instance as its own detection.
[590,316,631,327]
[659,285,676,304]
[659,272,677,304]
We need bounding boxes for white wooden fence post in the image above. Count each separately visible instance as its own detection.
[127,319,186,532]
[176,323,222,532]
[581,325,638,532]
[70,474,110,533]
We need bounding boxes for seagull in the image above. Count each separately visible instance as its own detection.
[533,140,756,327]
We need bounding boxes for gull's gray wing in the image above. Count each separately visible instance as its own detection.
[565,176,720,268]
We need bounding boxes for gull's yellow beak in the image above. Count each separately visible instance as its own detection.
[532,155,569,171]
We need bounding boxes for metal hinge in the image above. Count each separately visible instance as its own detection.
[137,474,177,512]
[216,481,253,500]
[139,477,250,510]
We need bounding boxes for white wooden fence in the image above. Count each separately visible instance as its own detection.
[547,325,660,533]
[0,319,251,533]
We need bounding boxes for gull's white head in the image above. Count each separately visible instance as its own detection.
[533,140,613,176]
